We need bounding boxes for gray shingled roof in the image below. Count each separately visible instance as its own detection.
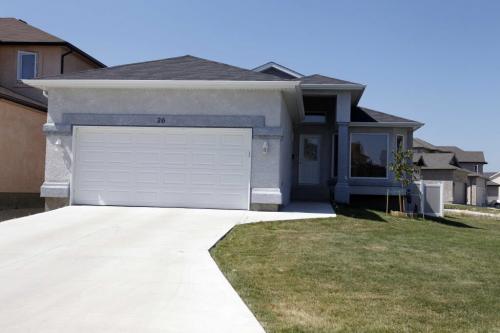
[0,85,46,110]
[437,146,486,163]
[0,18,105,68]
[299,74,361,85]
[413,138,446,152]
[41,55,289,81]
[0,18,63,43]
[414,152,461,170]
[351,107,420,124]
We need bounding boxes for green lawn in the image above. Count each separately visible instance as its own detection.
[211,206,500,333]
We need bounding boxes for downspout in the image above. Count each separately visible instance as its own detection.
[60,49,73,74]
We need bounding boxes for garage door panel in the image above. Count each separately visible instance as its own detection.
[162,152,188,165]
[73,126,251,209]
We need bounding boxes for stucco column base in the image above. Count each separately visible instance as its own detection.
[45,197,69,211]
[334,183,350,204]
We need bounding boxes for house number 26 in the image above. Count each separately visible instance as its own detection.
[157,117,166,124]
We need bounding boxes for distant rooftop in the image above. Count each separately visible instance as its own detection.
[438,146,487,164]
[0,18,105,68]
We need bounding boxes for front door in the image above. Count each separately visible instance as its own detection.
[298,135,321,184]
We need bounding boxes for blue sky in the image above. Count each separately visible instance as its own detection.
[4,0,500,170]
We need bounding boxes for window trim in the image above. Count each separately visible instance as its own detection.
[349,132,389,180]
[17,51,37,80]
[331,133,338,178]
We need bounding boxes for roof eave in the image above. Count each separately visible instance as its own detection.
[349,121,424,130]
[300,83,365,91]
[0,94,47,111]
[22,79,300,90]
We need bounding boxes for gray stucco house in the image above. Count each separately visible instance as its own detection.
[413,138,489,206]
[25,56,422,211]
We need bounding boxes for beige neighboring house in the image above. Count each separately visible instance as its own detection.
[413,138,489,206]
[0,18,104,207]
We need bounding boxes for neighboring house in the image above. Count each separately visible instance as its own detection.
[413,138,447,154]
[25,55,422,211]
[413,138,489,206]
[436,146,487,174]
[0,18,104,207]
[413,152,469,204]
[485,171,500,205]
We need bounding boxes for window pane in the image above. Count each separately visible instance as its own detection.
[396,135,404,152]
[303,138,319,161]
[303,114,326,123]
[351,134,388,178]
[21,54,36,79]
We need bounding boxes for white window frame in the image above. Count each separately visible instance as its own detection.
[349,132,389,180]
[17,51,37,80]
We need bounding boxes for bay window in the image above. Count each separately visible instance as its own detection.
[350,133,388,178]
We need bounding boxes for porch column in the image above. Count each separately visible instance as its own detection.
[335,92,351,203]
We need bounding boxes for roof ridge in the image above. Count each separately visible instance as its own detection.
[189,56,291,81]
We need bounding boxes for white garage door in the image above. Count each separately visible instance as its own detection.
[72,126,252,210]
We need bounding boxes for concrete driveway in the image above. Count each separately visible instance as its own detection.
[0,204,334,332]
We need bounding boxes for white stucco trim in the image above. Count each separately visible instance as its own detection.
[252,62,304,78]
[251,188,283,205]
[22,79,299,90]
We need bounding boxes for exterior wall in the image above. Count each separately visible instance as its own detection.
[453,180,467,204]
[420,169,468,204]
[420,170,454,203]
[467,177,488,206]
[0,99,46,193]
[488,174,500,204]
[487,185,499,204]
[279,97,293,205]
[0,45,99,103]
[44,87,289,208]
[459,162,484,174]
[62,52,98,73]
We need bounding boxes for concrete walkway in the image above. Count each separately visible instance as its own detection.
[0,203,334,333]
